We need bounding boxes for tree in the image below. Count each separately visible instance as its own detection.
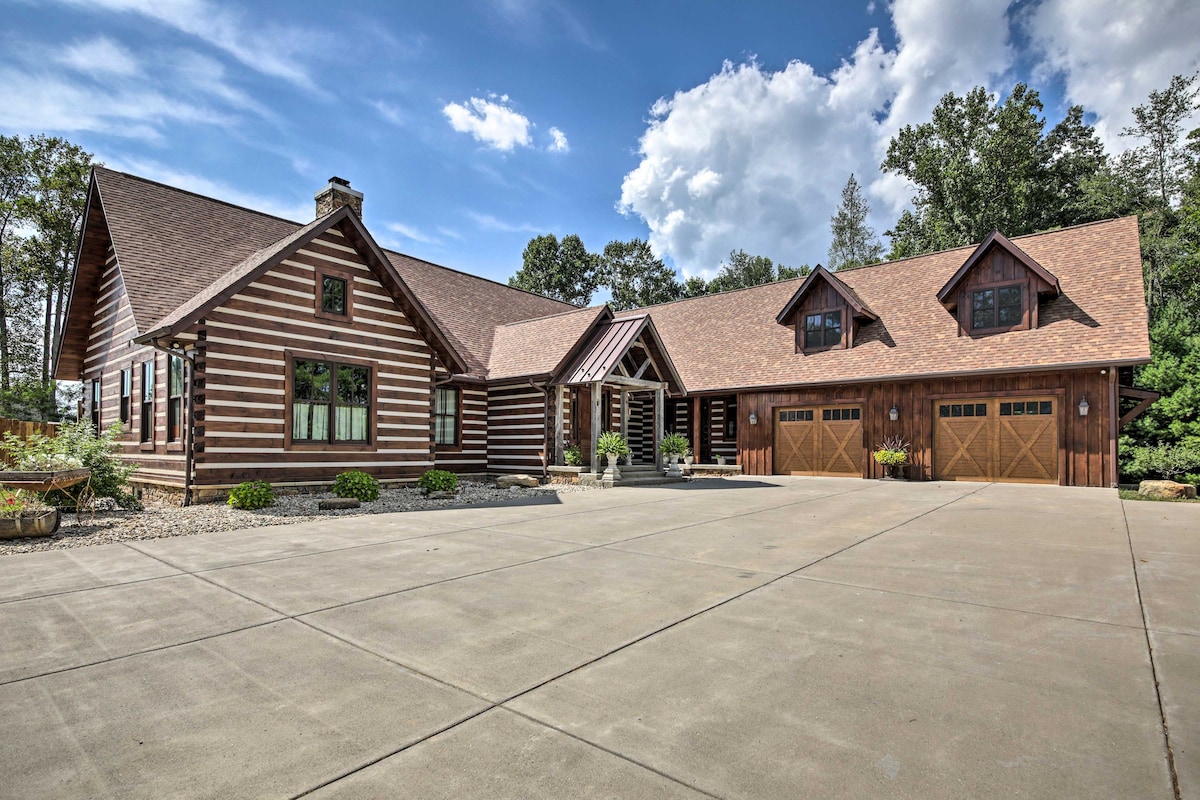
[679,275,710,298]
[0,136,32,395]
[508,233,600,306]
[1120,73,1200,209]
[601,238,681,310]
[827,174,882,270]
[881,84,1109,258]
[708,250,777,293]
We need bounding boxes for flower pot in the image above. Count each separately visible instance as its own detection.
[716,455,726,466]
[683,455,694,466]
[881,463,907,480]
[0,508,61,540]
[603,453,622,481]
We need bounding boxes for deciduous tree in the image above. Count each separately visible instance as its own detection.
[509,233,600,306]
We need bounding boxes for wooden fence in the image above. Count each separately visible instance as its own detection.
[0,418,59,466]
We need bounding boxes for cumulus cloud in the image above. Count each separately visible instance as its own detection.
[620,0,1015,277]
[443,95,532,151]
[1024,0,1200,150]
[548,126,569,152]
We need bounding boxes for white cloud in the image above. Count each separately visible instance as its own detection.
[619,0,1018,277]
[385,221,439,244]
[58,36,139,76]
[372,100,407,127]
[1024,0,1200,151]
[443,95,532,151]
[548,126,569,152]
[49,0,328,90]
[467,211,542,234]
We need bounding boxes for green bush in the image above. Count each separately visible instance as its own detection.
[2,420,140,509]
[563,444,582,466]
[417,469,459,495]
[1124,441,1200,483]
[228,480,275,510]
[596,431,629,458]
[659,432,690,456]
[331,470,380,501]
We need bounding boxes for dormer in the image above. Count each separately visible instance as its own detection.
[938,231,1061,335]
[776,266,878,353]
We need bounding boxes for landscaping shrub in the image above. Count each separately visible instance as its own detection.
[417,469,459,495]
[1123,441,1200,484]
[563,444,582,466]
[331,470,380,501]
[2,420,140,509]
[228,480,275,510]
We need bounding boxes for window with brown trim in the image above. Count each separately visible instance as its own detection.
[803,309,843,350]
[140,360,154,443]
[119,369,131,425]
[970,285,1024,331]
[434,386,460,447]
[315,270,354,322]
[292,358,370,444]
[167,355,184,442]
[90,378,101,433]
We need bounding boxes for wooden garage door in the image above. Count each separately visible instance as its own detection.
[774,406,864,477]
[933,397,1059,483]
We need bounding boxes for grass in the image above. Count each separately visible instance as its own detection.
[1119,488,1200,504]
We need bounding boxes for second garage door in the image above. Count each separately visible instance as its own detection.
[774,405,864,476]
[933,397,1060,483]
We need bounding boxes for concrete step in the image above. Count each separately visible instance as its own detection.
[612,474,686,487]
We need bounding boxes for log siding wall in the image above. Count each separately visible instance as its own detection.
[433,379,488,474]
[192,229,436,487]
[487,383,548,474]
[736,369,1116,486]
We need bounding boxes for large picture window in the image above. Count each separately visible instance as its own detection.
[292,358,370,444]
[140,360,154,443]
[434,386,459,447]
[804,310,843,350]
[167,355,184,442]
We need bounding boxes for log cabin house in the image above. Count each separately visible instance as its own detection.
[55,167,1152,502]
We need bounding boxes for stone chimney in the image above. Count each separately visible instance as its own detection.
[314,176,363,218]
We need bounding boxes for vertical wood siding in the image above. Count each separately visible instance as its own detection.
[736,369,1115,486]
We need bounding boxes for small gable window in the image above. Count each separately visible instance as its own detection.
[315,271,353,322]
[970,285,1023,332]
[804,310,843,350]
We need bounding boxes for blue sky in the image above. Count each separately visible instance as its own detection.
[2,0,1197,291]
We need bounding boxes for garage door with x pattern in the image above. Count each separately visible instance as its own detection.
[774,406,864,477]
[933,397,1059,484]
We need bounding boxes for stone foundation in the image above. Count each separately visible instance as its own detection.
[547,466,585,485]
[686,464,743,478]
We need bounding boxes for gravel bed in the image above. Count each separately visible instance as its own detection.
[0,481,599,555]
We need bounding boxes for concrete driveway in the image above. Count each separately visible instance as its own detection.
[0,477,1194,799]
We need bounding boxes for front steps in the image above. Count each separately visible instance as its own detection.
[578,463,687,488]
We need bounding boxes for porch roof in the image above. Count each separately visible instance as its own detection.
[557,314,684,395]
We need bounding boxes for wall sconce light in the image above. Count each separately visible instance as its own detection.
[1078,397,1089,417]
[889,404,899,422]
[748,412,758,425]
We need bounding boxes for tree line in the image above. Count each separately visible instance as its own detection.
[509,74,1200,481]
[0,135,92,420]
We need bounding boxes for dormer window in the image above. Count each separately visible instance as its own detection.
[804,310,844,350]
[970,285,1024,331]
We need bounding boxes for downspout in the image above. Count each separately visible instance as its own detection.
[530,377,551,481]
[147,339,196,506]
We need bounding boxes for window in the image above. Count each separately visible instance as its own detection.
[724,399,737,439]
[971,286,1023,330]
[939,403,988,418]
[779,409,814,422]
[119,369,131,425]
[435,387,460,447]
[321,276,347,315]
[167,355,184,442]
[90,378,101,432]
[1000,400,1053,416]
[804,310,843,349]
[292,358,370,444]
[140,360,154,443]
[822,407,860,421]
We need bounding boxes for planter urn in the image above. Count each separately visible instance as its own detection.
[603,453,622,482]
[666,453,683,478]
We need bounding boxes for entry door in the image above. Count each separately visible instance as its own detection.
[934,397,1059,483]
[774,406,864,477]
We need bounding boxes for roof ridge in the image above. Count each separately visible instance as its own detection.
[496,304,606,328]
[95,166,306,227]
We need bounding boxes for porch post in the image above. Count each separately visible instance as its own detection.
[554,384,565,466]
[691,395,702,462]
[654,385,665,469]
[590,381,602,474]
[620,390,630,458]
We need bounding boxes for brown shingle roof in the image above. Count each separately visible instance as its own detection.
[486,306,609,381]
[620,217,1149,393]
[89,167,575,378]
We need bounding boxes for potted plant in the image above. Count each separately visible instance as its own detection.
[873,436,910,479]
[715,454,727,466]
[0,489,61,539]
[596,431,628,480]
[660,433,690,477]
[683,448,694,467]
[563,443,583,467]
